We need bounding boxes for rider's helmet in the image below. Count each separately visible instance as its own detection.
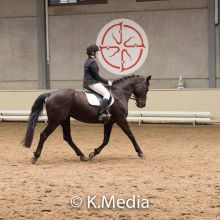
[86,44,100,56]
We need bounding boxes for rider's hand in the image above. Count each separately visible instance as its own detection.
[108,81,112,86]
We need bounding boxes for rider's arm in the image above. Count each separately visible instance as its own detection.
[90,61,108,85]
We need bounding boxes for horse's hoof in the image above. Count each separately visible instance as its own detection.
[138,153,145,159]
[80,155,89,161]
[31,157,38,164]
[89,152,95,160]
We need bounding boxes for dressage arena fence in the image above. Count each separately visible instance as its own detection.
[0,110,211,126]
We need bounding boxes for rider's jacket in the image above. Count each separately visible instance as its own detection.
[83,57,108,89]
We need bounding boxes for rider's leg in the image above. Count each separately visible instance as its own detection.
[88,83,110,121]
[88,83,110,100]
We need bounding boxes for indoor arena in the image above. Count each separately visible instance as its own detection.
[0,0,220,219]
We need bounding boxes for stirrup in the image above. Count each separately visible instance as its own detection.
[98,113,111,122]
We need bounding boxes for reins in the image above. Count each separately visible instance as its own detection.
[111,85,143,102]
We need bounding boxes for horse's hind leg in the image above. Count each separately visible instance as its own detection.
[32,122,58,164]
[89,122,113,160]
[61,118,88,161]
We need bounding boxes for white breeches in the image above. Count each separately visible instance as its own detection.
[88,83,110,100]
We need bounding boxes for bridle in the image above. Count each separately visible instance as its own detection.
[112,85,146,104]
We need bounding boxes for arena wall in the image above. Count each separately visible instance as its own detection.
[49,7,209,89]
[48,0,212,89]
[0,89,219,122]
[0,0,37,89]
[1,0,219,90]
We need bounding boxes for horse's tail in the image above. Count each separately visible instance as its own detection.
[22,93,51,148]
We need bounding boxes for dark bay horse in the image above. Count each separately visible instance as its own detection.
[23,75,151,164]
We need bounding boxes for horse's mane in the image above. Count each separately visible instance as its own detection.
[112,74,141,86]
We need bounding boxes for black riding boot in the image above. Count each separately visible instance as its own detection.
[98,98,110,122]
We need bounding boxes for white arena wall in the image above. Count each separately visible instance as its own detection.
[0,89,219,122]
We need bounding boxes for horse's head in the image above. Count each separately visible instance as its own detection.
[133,75,151,108]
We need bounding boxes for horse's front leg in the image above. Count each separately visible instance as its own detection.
[116,118,144,158]
[89,122,114,160]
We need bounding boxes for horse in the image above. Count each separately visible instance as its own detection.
[22,74,151,164]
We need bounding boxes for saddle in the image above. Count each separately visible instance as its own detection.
[83,87,114,107]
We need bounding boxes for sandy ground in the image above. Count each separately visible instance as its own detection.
[0,122,220,220]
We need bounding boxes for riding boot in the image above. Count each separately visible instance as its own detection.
[98,98,110,122]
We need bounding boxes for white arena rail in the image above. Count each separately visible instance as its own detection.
[0,110,211,125]
[127,111,211,126]
[0,110,48,123]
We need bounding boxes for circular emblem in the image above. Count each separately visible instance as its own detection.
[96,18,148,75]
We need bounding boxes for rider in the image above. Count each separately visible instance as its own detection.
[83,44,112,121]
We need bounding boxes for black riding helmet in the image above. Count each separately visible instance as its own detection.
[86,44,100,56]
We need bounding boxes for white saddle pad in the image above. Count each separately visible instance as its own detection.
[84,92,114,106]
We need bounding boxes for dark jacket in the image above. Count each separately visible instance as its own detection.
[83,57,108,88]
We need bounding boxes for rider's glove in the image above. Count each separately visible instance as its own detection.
[108,81,112,86]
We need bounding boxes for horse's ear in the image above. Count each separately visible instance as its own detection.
[146,75,151,82]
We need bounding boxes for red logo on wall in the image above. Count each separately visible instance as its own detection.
[97,19,148,75]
